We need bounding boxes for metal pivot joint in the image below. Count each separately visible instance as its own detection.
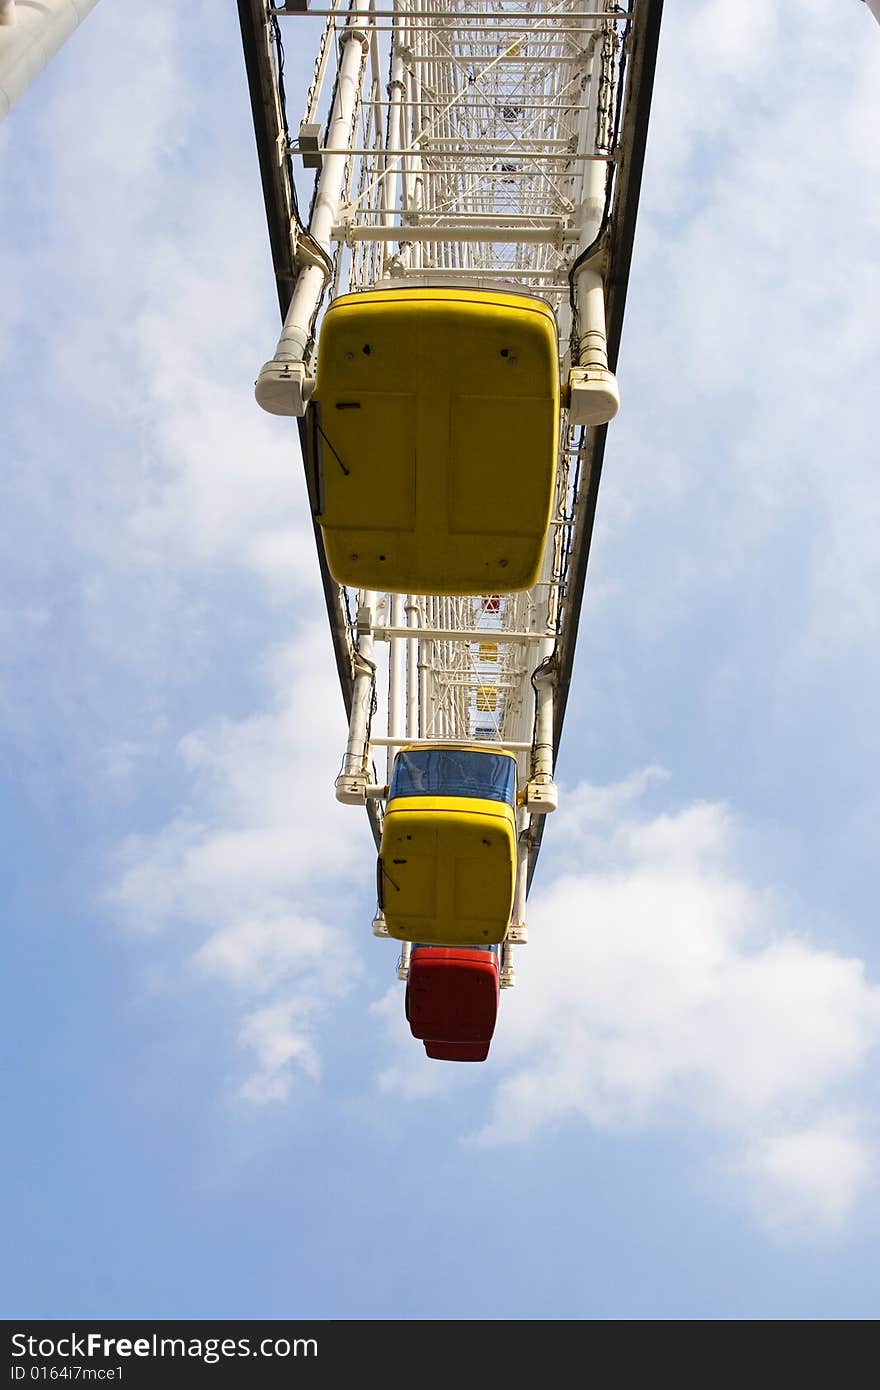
[526,652,559,815]
[255,14,370,416]
[507,830,530,944]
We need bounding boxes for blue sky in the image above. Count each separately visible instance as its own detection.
[2,0,880,1319]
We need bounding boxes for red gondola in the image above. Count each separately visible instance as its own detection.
[424,1040,492,1062]
[406,945,500,1062]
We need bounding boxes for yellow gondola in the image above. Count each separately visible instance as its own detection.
[378,744,518,945]
[307,286,559,594]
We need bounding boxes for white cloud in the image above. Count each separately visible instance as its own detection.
[740,1121,874,1237]
[2,0,313,602]
[238,998,323,1101]
[371,985,466,1101]
[1,6,378,1107]
[108,628,372,1101]
[553,765,669,838]
[196,913,353,996]
[6,0,879,1240]
[126,237,317,577]
[602,0,880,631]
[377,769,880,1233]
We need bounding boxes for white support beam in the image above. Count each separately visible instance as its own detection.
[507,828,530,944]
[368,735,532,752]
[405,598,420,739]
[568,23,621,426]
[335,223,576,245]
[326,147,606,158]
[500,939,516,989]
[335,592,378,804]
[373,625,545,645]
[525,639,558,814]
[396,941,412,981]
[276,9,627,19]
[386,593,405,781]
[255,9,369,415]
[379,41,405,276]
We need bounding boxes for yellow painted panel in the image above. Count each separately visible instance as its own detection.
[311,287,559,594]
[454,854,513,923]
[448,395,557,539]
[380,798,516,945]
[317,393,416,532]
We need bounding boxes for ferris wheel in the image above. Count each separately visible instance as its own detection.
[236,0,663,1059]
[0,0,663,1063]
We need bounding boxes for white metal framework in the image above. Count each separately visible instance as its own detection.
[239,0,662,986]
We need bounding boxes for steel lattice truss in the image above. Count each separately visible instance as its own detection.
[238,0,662,927]
[333,1,620,292]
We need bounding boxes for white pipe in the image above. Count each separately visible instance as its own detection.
[579,112,608,249]
[418,639,428,737]
[374,624,544,644]
[397,939,412,980]
[380,45,405,276]
[402,62,423,270]
[369,735,533,750]
[524,637,558,814]
[387,592,405,781]
[405,597,419,739]
[255,11,369,415]
[418,601,428,739]
[509,828,529,934]
[0,0,100,120]
[574,266,613,370]
[531,639,555,784]
[280,8,620,17]
[500,939,516,989]
[335,590,377,803]
[337,224,571,245]
[385,43,418,278]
